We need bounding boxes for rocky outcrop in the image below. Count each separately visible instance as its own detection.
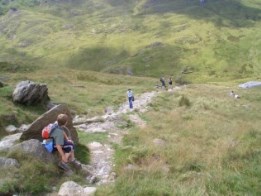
[12,80,50,105]
[21,104,78,143]
[10,139,58,163]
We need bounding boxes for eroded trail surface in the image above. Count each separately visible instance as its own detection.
[73,91,157,185]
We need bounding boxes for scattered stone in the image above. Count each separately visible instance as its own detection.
[5,125,17,133]
[153,138,166,147]
[104,106,114,115]
[83,187,97,196]
[17,124,30,132]
[75,121,116,133]
[88,142,103,150]
[0,157,20,168]
[58,181,84,196]
[0,133,22,151]
[87,142,115,185]
[73,115,104,125]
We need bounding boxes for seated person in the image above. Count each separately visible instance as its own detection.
[51,113,81,171]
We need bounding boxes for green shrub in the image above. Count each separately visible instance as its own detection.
[178,95,190,107]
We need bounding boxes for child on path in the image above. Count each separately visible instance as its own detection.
[127,89,134,109]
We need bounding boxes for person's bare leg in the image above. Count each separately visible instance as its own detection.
[65,153,72,162]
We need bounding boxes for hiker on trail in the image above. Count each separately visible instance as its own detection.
[127,89,134,109]
[160,77,167,90]
[51,114,81,171]
[229,91,240,99]
[168,77,173,89]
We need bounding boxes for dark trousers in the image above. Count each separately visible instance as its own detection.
[128,97,133,109]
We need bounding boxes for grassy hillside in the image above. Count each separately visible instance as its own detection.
[0,0,260,81]
[0,0,260,194]
[97,84,261,195]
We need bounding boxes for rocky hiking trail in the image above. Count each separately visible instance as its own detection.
[73,91,157,185]
[73,86,183,186]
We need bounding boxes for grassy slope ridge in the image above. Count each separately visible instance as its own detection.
[0,0,260,81]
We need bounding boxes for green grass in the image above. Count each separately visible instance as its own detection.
[78,131,108,144]
[0,0,260,194]
[0,150,85,194]
[0,0,260,81]
[102,84,261,195]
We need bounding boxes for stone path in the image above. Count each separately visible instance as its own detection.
[73,91,157,185]
[73,87,183,185]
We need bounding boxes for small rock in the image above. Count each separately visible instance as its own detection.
[5,125,17,133]
[17,124,30,132]
[153,138,166,147]
[83,187,97,196]
[0,157,20,168]
[58,181,84,196]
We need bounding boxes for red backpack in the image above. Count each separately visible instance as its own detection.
[41,123,58,139]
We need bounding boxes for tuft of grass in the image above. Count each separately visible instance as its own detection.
[178,95,191,107]
[78,131,108,145]
[74,142,90,165]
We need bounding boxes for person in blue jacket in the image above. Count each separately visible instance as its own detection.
[127,89,134,109]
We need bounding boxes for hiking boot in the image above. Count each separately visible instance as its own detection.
[70,159,82,169]
[58,161,72,172]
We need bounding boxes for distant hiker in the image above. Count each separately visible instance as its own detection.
[229,91,240,99]
[168,77,173,89]
[160,77,167,90]
[229,90,235,97]
[51,114,81,172]
[127,89,134,109]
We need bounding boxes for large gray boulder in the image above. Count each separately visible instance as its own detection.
[12,80,50,105]
[10,139,58,163]
[21,104,79,143]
